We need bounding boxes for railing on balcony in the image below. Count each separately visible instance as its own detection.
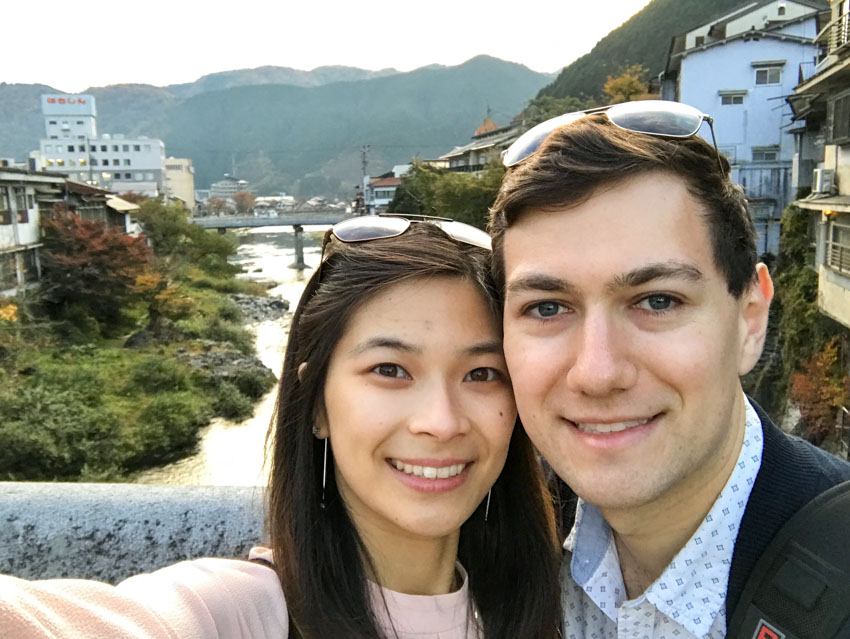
[827,221,850,276]
[816,11,850,56]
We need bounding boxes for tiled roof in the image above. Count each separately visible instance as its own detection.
[369,177,402,188]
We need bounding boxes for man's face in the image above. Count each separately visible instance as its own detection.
[501,171,771,514]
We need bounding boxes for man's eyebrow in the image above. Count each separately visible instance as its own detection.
[610,261,704,290]
[351,337,419,355]
[505,274,579,296]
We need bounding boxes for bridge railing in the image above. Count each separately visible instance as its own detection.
[0,483,266,583]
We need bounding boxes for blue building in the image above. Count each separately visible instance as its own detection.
[662,0,828,254]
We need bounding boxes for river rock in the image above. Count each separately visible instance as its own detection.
[229,294,290,323]
[173,345,276,386]
[124,318,189,349]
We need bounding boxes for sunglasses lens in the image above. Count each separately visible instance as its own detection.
[502,111,587,167]
[436,221,492,249]
[607,100,704,137]
[332,215,410,242]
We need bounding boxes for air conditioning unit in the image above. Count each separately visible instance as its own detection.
[813,168,835,193]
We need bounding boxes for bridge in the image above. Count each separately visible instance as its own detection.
[189,210,357,269]
[189,210,353,229]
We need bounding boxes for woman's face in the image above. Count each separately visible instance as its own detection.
[319,276,516,544]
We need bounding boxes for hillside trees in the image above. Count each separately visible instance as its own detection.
[388,161,505,229]
[603,64,649,103]
[39,211,152,331]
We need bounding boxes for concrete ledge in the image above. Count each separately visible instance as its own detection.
[0,483,266,584]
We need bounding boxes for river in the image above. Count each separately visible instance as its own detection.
[134,225,326,486]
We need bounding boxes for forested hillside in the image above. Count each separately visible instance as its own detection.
[538,0,748,99]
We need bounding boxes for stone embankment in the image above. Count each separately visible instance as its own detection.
[229,294,289,323]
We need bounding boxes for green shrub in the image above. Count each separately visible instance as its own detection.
[0,383,122,479]
[128,392,211,466]
[231,367,276,399]
[213,382,254,421]
[217,300,242,323]
[200,317,255,354]
[127,356,191,393]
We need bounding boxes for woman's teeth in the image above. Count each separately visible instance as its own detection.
[390,460,466,479]
[574,417,651,434]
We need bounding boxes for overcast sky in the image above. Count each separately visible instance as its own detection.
[5,0,652,92]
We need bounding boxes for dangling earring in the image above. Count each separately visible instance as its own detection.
[484,489,492,522]
[321,438,328,510]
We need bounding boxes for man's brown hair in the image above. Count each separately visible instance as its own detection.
[489,115,758,297]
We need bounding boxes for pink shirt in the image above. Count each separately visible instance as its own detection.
[0,547,479,638]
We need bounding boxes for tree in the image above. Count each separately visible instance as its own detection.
[206,197,228,216]
[521,95,597,127]
[232,191,256,215]
[791,337,850,445]
[603,64,649,104]
[118,191,149,204]
[389,160,505,229]
[39,213,152,329]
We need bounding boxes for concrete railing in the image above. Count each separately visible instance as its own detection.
[0,483,266,584]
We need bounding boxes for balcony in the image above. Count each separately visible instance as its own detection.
[816,11,850,58]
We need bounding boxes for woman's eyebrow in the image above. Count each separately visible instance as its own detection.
[351,337,419,355]
[465,340,504,356]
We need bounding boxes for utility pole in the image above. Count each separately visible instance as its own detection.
[361,145,373,215]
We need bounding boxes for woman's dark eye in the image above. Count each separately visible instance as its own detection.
[465,367,498,382]
[373,364,409,379]
[638,295,677,312]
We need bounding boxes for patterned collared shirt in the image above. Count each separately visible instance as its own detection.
[561,397,764,639]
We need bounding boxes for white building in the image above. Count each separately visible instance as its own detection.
[662,0,827,254]
[30,94,168,197]
[209,175,248,200]
[165,157,196,212]
[0,168,65,295]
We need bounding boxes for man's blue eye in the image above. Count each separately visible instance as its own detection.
[535,302,562,317]
[641,295,675,311]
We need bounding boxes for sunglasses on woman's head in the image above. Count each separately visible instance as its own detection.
[502,100,723,172]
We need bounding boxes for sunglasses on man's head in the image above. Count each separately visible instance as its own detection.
[502,100,722,172]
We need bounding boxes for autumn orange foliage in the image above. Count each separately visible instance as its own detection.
[790,337,849,444]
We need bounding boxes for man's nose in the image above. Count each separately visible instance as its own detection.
[408,382,470,440]
[565,310,637,396]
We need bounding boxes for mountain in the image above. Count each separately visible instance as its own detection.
[538,0,752,99]
[0,56,551,195]
[166,65,400,98]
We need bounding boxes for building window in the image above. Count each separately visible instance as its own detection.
[0,188,10,224]
[50,135,58,140]
[125,173,132,179]
[48,120,57,125]
[721,93,745,105]
[752,147,779,161]
[133,144,140,152]
[67,145,75,152]
[755,67,782,85]
[145,172,154,180]
[113,159,120,166]
[143,144,151,152]
[124,159,131,166]
[778,4,786,15]
[22,249,38,283]
[695,35,705,46]
[91,159,98,166]
[122,144,129,152]
[76,120,84,125]
[56,159,65,166]
[68,159,76,166]
[135,172,144,180]
[102,172,111,180]
[101,145,107,152]
[827,221,850,275]
[830,93,850,144]
[27,194,34,209]
[46,159,54,166]
[112,145,119,152]
[0,253,16,288]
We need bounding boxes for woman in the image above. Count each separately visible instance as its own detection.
[0,216,561,638]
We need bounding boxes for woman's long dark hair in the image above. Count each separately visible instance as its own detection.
[267,222,561,638]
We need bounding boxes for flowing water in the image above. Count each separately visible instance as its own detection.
[134,225,326,486]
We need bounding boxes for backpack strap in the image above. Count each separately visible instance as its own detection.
[727,480,850,638]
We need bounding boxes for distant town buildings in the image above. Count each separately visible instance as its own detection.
[366,164,411,212]
[662,0,827,255]
[439,116,521,173]
[209,175,248,201]
[29,94,193,202]
[165,158,196,212]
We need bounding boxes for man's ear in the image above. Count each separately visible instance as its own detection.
[738,263,774,376]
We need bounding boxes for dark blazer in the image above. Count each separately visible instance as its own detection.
[725,401,850,626]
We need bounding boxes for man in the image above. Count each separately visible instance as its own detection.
[489,102,850,637]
